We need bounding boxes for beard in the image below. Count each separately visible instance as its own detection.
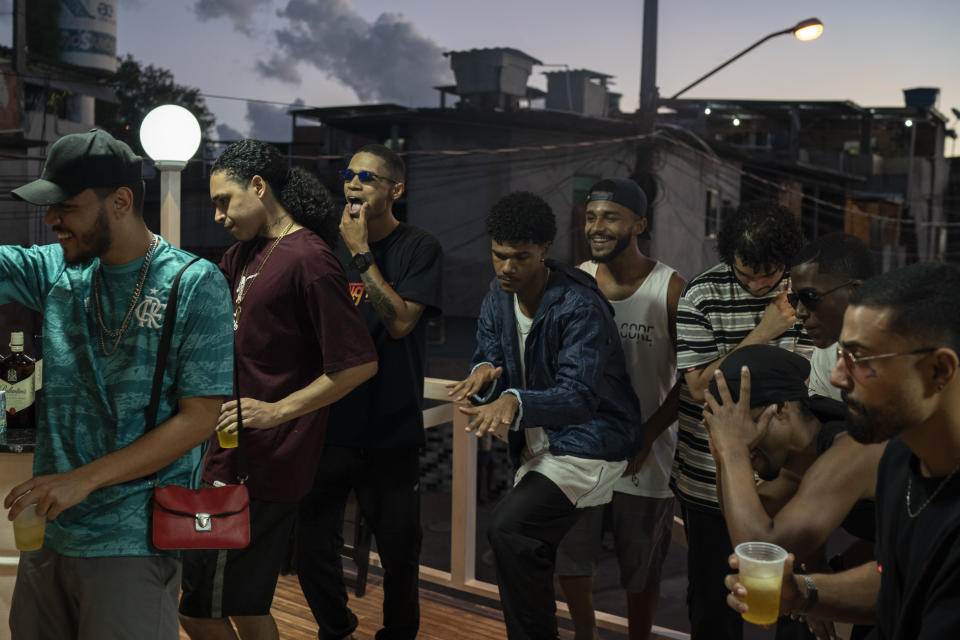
[588,233,633,263]
[843,393,904,444]
[63,203,112,266]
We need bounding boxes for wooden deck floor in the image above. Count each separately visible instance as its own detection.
[179,572,568,640]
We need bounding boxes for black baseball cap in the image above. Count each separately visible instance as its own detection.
[587,177,648,218]
[12,129,143,206]
[709,344,811,408]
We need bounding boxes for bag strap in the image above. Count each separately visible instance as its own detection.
[145,257,199,432]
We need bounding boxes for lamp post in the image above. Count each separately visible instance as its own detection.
[139,105,202,248]
[669,18,824,100]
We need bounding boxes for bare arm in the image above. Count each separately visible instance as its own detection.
[360,266,427,339]
[340,203,429,339]
[5,395,224,520]
[706,367,884,553]
[727,556,880,625]
[629,272,685,468]
[217,360,379,432]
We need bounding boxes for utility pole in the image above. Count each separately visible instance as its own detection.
[634,0,659,246]
[638,0,659,135]
[13,0,26,76]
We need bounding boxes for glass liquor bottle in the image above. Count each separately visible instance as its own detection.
[0,331,36,429]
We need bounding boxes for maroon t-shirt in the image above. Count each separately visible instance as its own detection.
[203,228,376,502]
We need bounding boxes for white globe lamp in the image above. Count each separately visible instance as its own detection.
[139,105,203,247]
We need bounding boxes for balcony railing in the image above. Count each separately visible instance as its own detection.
[358,377,691,640]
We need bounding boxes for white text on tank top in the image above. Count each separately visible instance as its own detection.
[580,260,679,498]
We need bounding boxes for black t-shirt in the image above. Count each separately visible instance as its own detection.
[811,396,876,543]
[873,437,960,639]
[325,223,443,449]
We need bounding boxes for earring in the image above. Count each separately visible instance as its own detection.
[540,258,545,263]
[938,384,944,391]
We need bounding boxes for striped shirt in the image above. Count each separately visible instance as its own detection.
[671,262,813,511]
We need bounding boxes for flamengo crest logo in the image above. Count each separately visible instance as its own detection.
[135,289,166,329]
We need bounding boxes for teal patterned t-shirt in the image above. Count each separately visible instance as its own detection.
[0,238,234,557]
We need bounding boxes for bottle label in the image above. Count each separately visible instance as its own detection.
[0,374,35,413]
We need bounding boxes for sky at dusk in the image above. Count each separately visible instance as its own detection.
[4,0,960,150]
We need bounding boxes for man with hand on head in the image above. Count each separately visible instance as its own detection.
[725,263,960,640]
[2,129,234,640]
[555,177,685,640]
[297,144,442,640]
[448,191,641,640]
[705,345,880,639]
[178,139,377,640]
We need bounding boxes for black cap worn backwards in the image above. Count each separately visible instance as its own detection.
[709,344,811,408]
[586,177,648,218]
[12,129,143,206]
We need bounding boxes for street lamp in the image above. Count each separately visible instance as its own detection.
[139,105,202,248]
[669,17,824,100]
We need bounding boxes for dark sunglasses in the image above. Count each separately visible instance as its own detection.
[339,169,398,184]
[787,279,856,310]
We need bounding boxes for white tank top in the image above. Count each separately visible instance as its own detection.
[580,260,679,498]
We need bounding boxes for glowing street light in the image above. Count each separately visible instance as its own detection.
[139,105,202,248]
[670,17,824,100]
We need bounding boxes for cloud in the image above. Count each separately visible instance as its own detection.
[193,0,271,33]
[245,98,304,141]
[263,0,452,106]
[216,122,245,142]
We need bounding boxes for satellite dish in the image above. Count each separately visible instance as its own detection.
[952,107,960,120]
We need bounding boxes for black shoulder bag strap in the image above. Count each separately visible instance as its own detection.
[145,257,248,484]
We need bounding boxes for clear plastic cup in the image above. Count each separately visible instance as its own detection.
[735,541,788,625]
[217,424,239,449]
[13,504,45,551]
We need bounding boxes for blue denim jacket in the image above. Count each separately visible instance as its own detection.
[470,260,642,468]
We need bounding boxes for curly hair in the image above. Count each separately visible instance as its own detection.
[717,200,803,271]
[485,191,556,245]
[212,139,339,249]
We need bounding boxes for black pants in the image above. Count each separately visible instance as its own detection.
[297,446,422,640]
[682,503,743,640]
[488,471,582,640]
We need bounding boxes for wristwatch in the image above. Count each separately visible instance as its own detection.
[352,251,375,273]
[798,574,818,614]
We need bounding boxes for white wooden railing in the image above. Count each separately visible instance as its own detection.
[362,377,690,639]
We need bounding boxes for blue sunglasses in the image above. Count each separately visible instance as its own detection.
[339,169,398,184]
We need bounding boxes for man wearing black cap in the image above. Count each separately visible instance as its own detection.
[704,345,881,638]
[555,177,685,640]
[704,345,881,553]
[0,129,234,639]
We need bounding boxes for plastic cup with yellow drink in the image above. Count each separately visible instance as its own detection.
[217,423,239,448]
[13,503,45,551]
[735,542,788,625]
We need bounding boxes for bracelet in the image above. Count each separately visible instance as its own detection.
[798,574,818,614]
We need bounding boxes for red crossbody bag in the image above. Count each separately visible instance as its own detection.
[147,258,251,550]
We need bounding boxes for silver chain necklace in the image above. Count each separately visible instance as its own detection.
[906,460,960,518]
[93,235,159,356]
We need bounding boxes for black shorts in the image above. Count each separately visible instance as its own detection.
[179,496,297,618]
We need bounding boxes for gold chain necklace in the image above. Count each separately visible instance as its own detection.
[93,234,159,356]
[906,460,960,518]
[233,221,295,331]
